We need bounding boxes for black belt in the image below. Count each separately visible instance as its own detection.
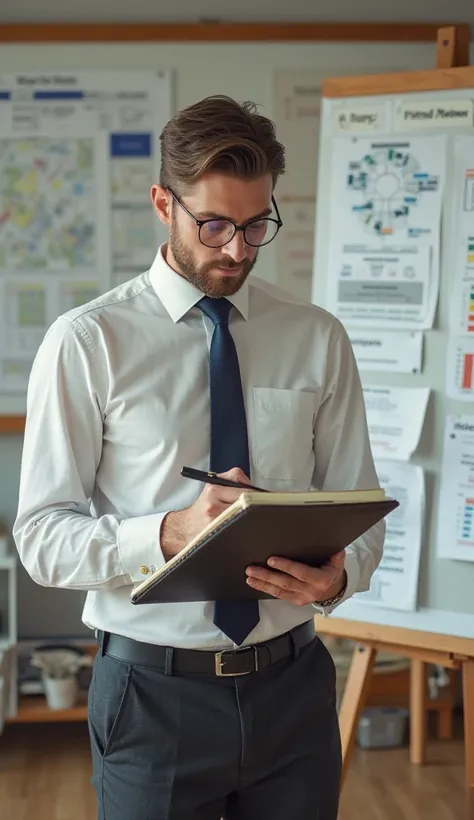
[95,620,316,677]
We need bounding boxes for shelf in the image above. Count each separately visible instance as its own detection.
[6,692,89,724]
[0,416,25,435]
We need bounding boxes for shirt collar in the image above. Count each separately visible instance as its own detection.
[148,245,249,323]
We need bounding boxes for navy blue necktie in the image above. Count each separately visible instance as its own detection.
[199,296,260,645]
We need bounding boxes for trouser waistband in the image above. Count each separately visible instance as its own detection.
[95,619,316,677]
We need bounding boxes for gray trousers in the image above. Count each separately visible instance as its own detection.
[87,633,341,819]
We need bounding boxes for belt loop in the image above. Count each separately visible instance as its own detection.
[290,630,301,659]
[164,647,174,676]
[96,629,106,657]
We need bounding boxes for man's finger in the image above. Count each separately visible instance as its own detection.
[246,576,289,598]
[246,566,303,594]
[266,556,321,584]
[219,467,250,484]
[246,565,332,601]
[268,552,345,579]
[207,485,245,504]
[246,575,310,604]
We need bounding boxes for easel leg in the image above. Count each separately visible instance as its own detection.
[338,643,376,787]
[462,659,474,820]
[410,658,427,764]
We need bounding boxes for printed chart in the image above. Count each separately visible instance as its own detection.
[449,135,474,335]
[461,353,474,390]
[461,497,474,542]
[347,144,441,239]
[326,134,445,329]
[437,415,474,562]
[446,336,474,400]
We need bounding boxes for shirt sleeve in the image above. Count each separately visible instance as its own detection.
[310,319,385,615]
[13,316,167,592]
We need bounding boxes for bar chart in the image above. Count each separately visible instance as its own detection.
[461,352,474,391]
[446,336,474,400]
[462,497,474,542]
[437,415,474,562]
[460,240,474,332]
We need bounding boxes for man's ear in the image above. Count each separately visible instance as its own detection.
[150,184,172,226]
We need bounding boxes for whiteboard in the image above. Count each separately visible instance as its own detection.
[313,80,474,638]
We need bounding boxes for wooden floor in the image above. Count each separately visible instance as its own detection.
[0,721,465,820]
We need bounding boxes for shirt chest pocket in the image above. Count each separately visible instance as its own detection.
[251,387,317,486]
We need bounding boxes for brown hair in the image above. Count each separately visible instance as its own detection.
[159,95,285,193]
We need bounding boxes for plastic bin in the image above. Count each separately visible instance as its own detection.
[357,706,409,749]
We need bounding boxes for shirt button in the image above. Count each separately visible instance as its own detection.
[140,565,149,575]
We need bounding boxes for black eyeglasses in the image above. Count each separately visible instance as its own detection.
[167,188,283,248]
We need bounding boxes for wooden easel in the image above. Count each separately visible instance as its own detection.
[315,24,474,818]
[224,626,467,816]
[314,616,474,817]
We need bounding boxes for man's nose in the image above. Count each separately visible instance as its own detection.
[221,231,247,262]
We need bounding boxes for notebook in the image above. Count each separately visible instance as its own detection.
[131,487,397,605]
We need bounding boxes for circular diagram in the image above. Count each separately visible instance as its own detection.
[346,146,440,238]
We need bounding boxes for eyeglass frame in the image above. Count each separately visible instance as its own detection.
[166,186,283,248]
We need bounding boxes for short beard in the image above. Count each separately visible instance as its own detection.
[169,218,257,298]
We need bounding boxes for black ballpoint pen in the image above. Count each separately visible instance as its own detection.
[181,466,268,492]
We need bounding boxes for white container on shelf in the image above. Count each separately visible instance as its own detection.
[43,675,78,710]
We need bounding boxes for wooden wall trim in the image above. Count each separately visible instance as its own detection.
[0,22,471,44]
[0,416,25,435]
[323,65,474,97]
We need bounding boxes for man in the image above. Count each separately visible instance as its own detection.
[14,94,385,820]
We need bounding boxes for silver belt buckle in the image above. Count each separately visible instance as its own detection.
[215,646,259,676]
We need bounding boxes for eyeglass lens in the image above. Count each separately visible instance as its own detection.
[199,218,279,248]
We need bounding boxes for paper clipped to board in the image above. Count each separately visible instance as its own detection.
[437,416,474,564]
[325,133,446,332]
[363,385,430,461]
[353,461,425,611]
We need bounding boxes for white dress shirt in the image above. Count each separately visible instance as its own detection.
[14,245,385,650]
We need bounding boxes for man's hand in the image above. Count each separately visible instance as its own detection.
[161,468,251,560]
[245,551,347,606]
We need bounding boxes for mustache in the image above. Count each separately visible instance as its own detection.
[204,258,248,271]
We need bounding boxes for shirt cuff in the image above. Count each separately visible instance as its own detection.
[117,513,168,583]
[312,550,360,616]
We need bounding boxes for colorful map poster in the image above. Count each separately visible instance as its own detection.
[0,137,98,273]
